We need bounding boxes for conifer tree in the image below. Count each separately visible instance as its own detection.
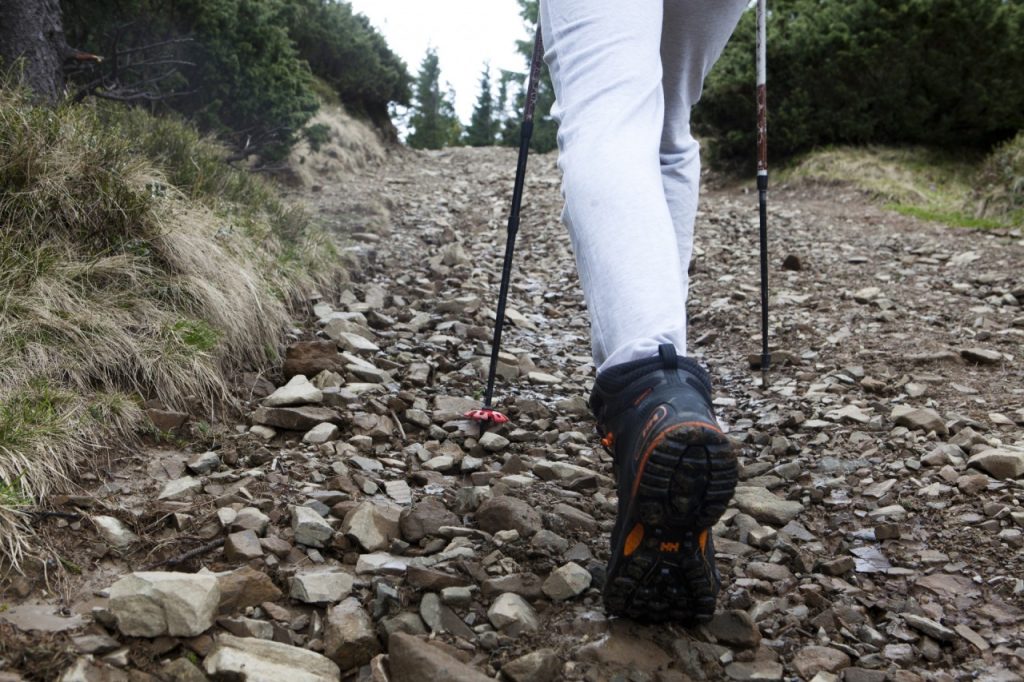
[465,63,498,146]
[500,0,557,152]
[407,48,462,149]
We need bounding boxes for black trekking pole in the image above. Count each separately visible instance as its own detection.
[756,0,772,387]
[467,24,545,426]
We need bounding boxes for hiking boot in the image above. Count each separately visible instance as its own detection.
[590,343,736,623]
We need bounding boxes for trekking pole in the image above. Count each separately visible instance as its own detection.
[756,0,772,387]
[467,23,545,426]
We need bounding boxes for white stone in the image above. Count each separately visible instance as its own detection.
[157,476,203,501]
[487,592,539,634]
[303,422,340,444]
[526,371,560,385]
[333,331,380,354]
[186,451,220,475]
[290,569,354,604]
[264,375,323,407]
[292,506,334,547]
[422,455,455,472]
[232,506,270,536]
[542,562,592,601]
[733,486,804,525]
[204,633,340,681]
[479,432,510,452]
[250,425,276,440]
[92,515,139,548]
[109,572,219,637]
[354,552,410,575]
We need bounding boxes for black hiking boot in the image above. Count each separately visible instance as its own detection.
[590,343,736,623]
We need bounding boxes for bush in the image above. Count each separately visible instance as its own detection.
[62,0,320,159]
[698,0,1024,164]
[282,0,411,130]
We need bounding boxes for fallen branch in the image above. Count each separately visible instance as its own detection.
[143,537,224,570]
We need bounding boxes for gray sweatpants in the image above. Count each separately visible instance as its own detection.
[540,0,748,373]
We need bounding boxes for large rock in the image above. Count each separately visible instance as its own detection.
[501,649,561,682]
[476,496,542,537]
[293,506,334,547]
[432,396,480,423]
[216,566,282,614]
[487,593,539,635]
[732,487,803,526]
[541,562,591,601]
[283,341,348,379]
[324,598,381,672]
[109,572,219,637]
[264,374,323,407]
[252,406,343,432]
[707,610,762,648]
[204,633,340,681]
[387,633,491,682]
[399,497,459,542]
[890,405,948,437]
[290,569,354,604]
[791,645,851,679]
[967,448,1024,480]
[341,500,402,552]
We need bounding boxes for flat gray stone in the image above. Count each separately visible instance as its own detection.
[204,633,340,681]
[109,571,219,637]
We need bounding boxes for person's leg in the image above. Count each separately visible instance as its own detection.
[543,0,746,623]
[659,0,749,349]
[540,0,686,373]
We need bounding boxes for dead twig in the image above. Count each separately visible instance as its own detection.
[143,537,224,570]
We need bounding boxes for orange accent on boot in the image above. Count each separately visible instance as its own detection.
[698,529,710,553]
[659,542,680,552]
[601,432,615,449]
[623,523,644,556]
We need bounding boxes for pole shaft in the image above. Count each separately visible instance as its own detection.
[756,0,771,383]
[483,26,544,407]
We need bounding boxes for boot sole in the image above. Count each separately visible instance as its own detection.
[603,422,736,623]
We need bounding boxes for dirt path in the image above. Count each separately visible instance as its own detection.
[2,146,1023,681]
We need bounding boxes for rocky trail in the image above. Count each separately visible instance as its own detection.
[2,146,1024,682]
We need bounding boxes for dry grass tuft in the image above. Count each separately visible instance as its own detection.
[285,105,387,189]
[0,86,347,566]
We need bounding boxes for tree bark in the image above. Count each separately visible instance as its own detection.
[0,0,68,103]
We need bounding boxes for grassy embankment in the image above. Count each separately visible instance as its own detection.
[0,86,355,565]
[779,136,1024,230]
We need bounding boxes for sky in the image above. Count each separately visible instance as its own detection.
[347,0,529,122]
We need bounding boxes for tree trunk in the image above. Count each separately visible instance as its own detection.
[0,0,68,103]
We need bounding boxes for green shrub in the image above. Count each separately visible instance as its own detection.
[62,0,319,159]
[281,0,410,128]
[698,0,1024,164]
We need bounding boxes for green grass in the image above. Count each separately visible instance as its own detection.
[781,144,1023,230]
[169,319,221,353]
[0,381,71,455]
[886,204,1008,230]
[0,476,31,509]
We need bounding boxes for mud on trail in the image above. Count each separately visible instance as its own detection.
[1,145,1023,681]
